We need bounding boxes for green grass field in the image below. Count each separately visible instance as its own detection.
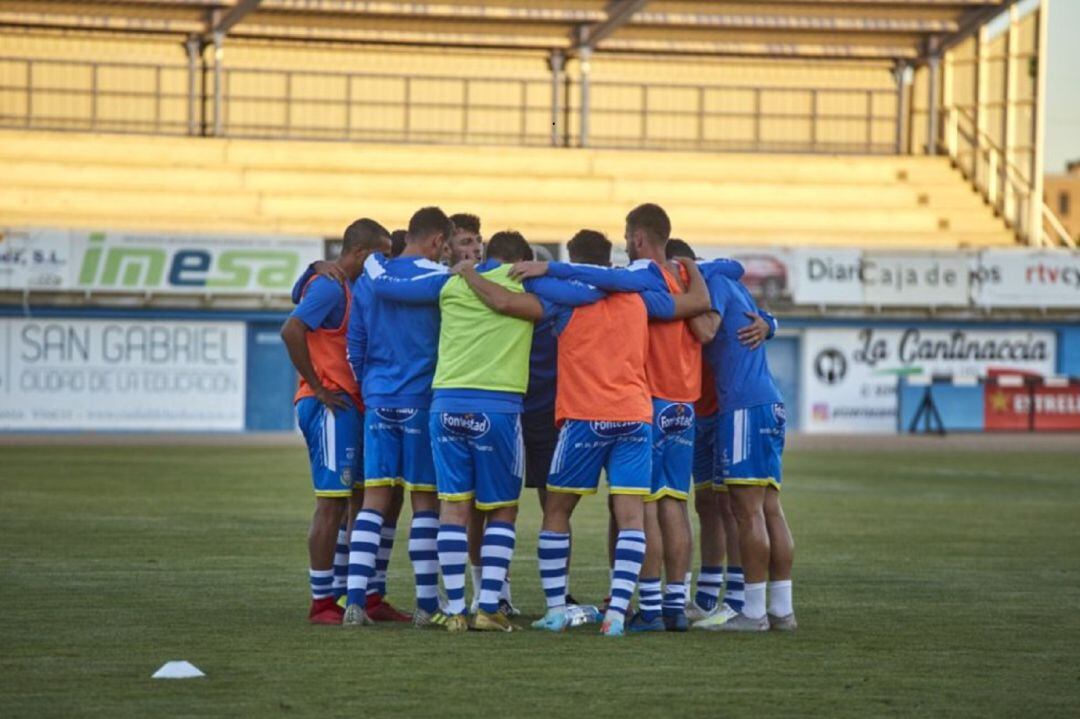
[2,442,1079,717]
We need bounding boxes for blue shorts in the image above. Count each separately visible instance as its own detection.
[296,396,362,498]
[717,403,786,491]
[547,420,652,497]
[693,412,719,490]
[363,408,436,492]
[430,411,524,510]
[648,399,695,502]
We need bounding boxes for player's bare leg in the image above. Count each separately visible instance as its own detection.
[764,487,796,630]
[541,492,579,533]
[467,505,485,612]
[695,489,725,577]
[715,485,769,632]
[310,498,347,571]
[718,491,741,567]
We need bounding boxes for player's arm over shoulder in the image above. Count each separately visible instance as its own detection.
[458,263,544,321]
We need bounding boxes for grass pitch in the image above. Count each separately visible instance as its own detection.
[1,441,1079,717]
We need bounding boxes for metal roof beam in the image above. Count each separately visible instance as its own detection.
[211,0,262,38]
[599,36,918,60]
[575,0,649,51]
[0,10,204,34]
[939,0,1020,54]
[630,11,959,34]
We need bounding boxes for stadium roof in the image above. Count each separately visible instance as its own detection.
[1,0,1021,61]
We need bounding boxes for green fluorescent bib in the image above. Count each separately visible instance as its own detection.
[432,264,534,394]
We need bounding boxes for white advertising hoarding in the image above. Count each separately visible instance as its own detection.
[790,249,970,306]
[0,318,247,430]
[0,228,70,290]
[801,327,1057,433]
[973,250,1080,308]
[0,227,323,295]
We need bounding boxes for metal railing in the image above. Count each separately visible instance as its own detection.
[0,55,899,154]
[945,106,1074,248]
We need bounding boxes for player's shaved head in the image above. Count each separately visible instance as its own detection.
[665,238,696,260]
[342,218,390,253]
[626,203,671,246]
[407,206,454,243]
[486,231,531,263]
[567,229,611,266]
[338,218,390,280]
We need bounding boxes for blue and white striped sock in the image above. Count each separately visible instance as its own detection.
[332,524,349,599]
[607,529,646,619]
[409,511,440,614]
[637,577,662,621]
[310,568,334,600]
[724,566,745,612]
[346,509,383,608]
[663,581,687,617]
[437,524,469,615]
[368,523,396,598]
[538,530,570,611]
[695,565,724,611]
[478,521,516,614]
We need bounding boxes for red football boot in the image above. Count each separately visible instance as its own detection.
[308,597,344,625]
[365,594,411,623]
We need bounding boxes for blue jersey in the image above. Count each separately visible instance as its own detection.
[289,275,347,330]
[544,257,745,294]
[524,317,557,414]
[702,273,783,414]
[368,259,604,414]
[291,256,445,408]
[352,254,447,408]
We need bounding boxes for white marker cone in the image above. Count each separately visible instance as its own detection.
[151,661,205,679]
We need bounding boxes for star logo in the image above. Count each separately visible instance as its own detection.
[990,392,1008,413]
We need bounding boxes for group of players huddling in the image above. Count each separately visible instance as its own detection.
[281,203,795,636]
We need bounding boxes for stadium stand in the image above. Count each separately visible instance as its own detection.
[0,0,1063,249]
[0,128,1015,248]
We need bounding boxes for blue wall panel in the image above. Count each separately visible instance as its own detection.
[245,322,296,431]
[765,336,799,431]
[897,382,985,433]
[1058,327,1080,377]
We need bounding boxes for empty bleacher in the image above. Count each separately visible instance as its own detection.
[0,129,1015,249]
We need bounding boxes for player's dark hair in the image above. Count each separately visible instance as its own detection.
[408,206,454,242]
[567,229,611,266]
[522,243,535,261]
[342,218,390,253]
[486,231,531,263]
[626,203,671,245]
[665,238,696,260]
[449,213,481,235]
[389,229,407,258]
